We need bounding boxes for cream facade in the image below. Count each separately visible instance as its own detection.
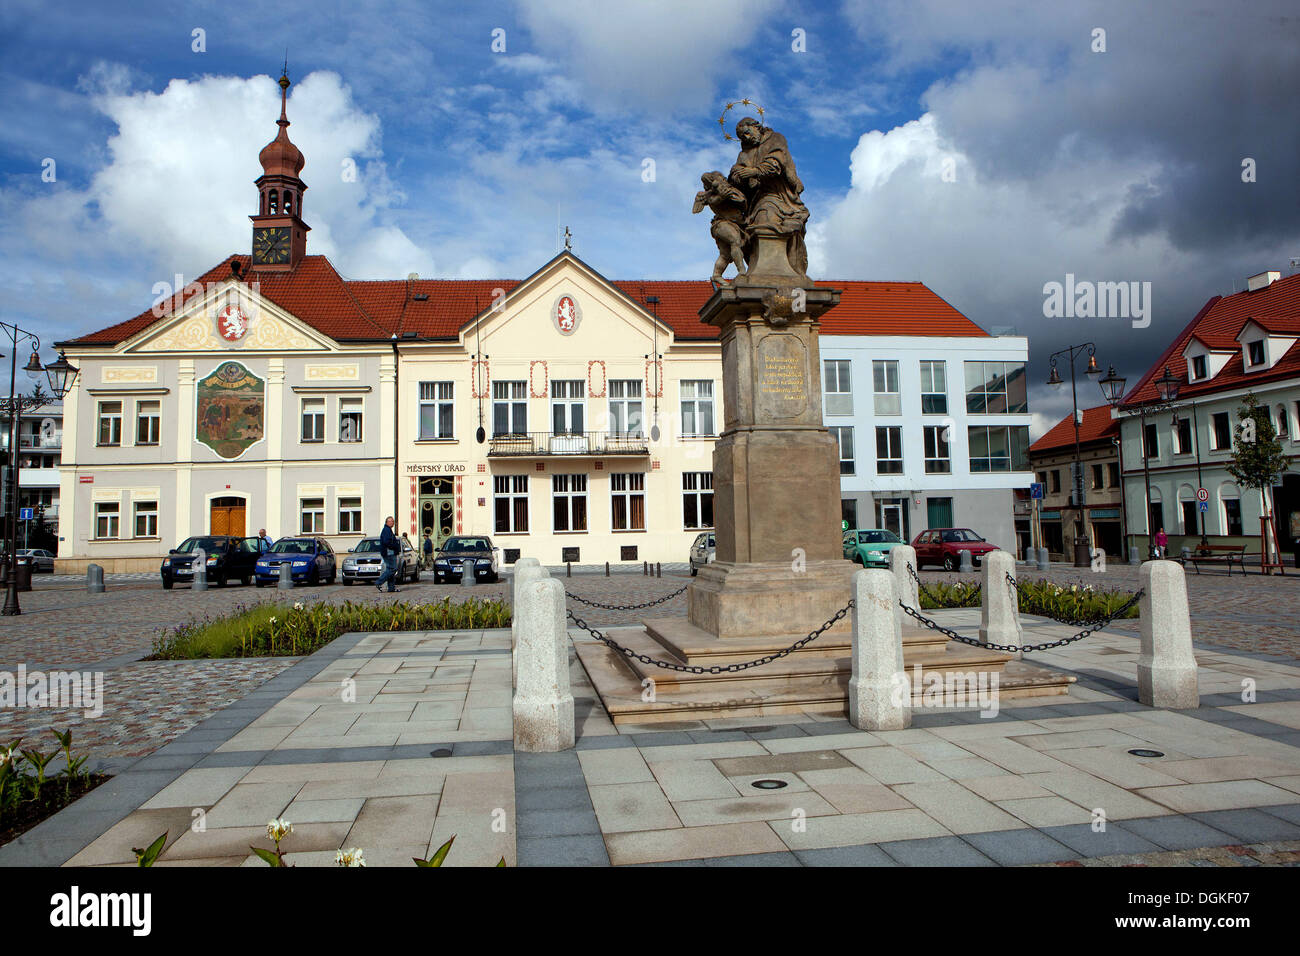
[58,281,395,571]
[397,255,721,568]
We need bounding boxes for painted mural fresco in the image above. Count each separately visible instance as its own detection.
[196,361,264,459]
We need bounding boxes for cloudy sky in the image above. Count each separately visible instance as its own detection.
[3,0,1297,435]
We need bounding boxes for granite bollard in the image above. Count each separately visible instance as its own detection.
[510,558,546,647]
[86,564,105,594]
[1036,547,1050,571]
[848,569,910,731]
[277,561,293,590]
[958,549,974,573]
[1128,546,1140,566]
[1137,560,1199,708]
[979,549,1022,658]
[888,545,919,631]
[513,577,576,751]
[192,548,208,591]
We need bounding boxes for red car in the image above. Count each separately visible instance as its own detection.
[911,528,999,571]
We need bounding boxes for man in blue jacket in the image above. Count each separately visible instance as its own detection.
[375,516,401,593]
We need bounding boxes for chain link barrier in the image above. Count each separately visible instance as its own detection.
[563,584,688,612]
[899,589,1143,654]
[566,600,854,674]
[906,562,978,607]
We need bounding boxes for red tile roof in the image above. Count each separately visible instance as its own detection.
[63,254,992,347]
[1029,404,1119,454]
[1123,271,1300,407]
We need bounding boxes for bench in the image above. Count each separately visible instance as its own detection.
[1188,544,1248,576]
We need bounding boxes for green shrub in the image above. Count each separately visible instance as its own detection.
[918,581,982,609]
[1012,579,1140,622]
[151,597,512,660]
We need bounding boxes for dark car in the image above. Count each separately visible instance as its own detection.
[341,536,419,585]
[161,536,261,589]
[432,535,499,583]
[911,528,1000,571]
[254,537,337,587]
[18,549,56,573]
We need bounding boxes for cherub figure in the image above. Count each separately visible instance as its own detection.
[693,170,748,285]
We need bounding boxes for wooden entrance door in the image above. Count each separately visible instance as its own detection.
[211,497,247,537]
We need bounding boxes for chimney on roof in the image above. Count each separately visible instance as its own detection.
[1246,270,1281,292]
[407,273,419,281]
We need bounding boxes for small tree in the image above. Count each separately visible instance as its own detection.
[1226,392,1290,558]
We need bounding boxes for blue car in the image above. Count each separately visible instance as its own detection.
[254,536,337,587]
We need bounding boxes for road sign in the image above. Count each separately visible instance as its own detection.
[1198,500,1209,513]
[1030,482,1045,500]
[1196,487,1209,502]
[18,507,33,521]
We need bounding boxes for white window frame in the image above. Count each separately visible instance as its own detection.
[419,381,455,440]
[823,360,852,416]
[95,501,120,539]
[923,425,950,473]
[875,426,903,474]
[339,398,363,443]
[338,496,362,534]
[135,400,160,446]
[133,500,157,538]
[300,398,325,443]
[492,381,528,436]
[97,401,122,447]
[611,472,646,531]
[919,361,948,414]
[680,380,716,436]
[300,497,325,534]
[872,360,900,415]
[682,472,714,529]
[829,425,855,475]
[551,380,586,436]
[609,380,644,437]
[551,474,588,532]
[493,474,529,533]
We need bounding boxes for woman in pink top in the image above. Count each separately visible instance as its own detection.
[1154,527,1168,558]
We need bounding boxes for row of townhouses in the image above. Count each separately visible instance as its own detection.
[48,79,1033,571]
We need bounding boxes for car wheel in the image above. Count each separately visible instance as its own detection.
[690,563,698,577]
[853,554,863,565]
[309,565,320,586]
[241,574,252,586]
[162,577,173,590]
[343,577,353,586]
[217,573,228,588]
[943,554,957,572]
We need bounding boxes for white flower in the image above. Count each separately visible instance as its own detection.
[267,818,293,842]
[269,616,277,625]
[293,602,304,611]
[335,847,366,867]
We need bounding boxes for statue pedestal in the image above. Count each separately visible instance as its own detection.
[675,282,854,641]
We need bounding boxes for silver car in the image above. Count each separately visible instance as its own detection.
[688,532,716,576]
[18,549,55,573]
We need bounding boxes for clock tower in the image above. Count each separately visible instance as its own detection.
[250,71,309,271]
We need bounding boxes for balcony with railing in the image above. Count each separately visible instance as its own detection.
[487,430,650,457]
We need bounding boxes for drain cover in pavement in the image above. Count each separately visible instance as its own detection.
[751,779,788,790]
[431,748,453,758]
[1127,748,1165,758]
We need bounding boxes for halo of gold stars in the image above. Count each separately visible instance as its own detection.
[718,98,766,141]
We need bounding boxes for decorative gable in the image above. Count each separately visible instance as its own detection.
[124,280,334,354]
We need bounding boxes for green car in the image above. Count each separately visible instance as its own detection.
[842,528,904,567]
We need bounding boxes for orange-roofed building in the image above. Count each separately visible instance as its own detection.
[1028,406,1124,560]
[53,77,1030,571]
[1115,269,1300,565]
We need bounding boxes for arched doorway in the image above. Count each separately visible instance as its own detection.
[210,496,247,537]
[418,477,455,549]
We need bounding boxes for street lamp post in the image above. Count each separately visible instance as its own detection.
[2,339,80,616]
[1047,343,1102,567]
[1107,364,1180,561]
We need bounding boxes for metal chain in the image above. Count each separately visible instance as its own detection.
[899,590,1144,654]
[1004,573,1132,628]
[907,562,978,607]
[564,584,688,611]
[567,600,854,674]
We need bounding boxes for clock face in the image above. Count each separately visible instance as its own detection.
[253,227,291,264]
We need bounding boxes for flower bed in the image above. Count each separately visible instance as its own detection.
[1,730,106,848]
[918,578,1139,621]
[150,597,512,660]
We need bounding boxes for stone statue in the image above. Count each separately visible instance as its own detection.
[693,171,748,285]
[696,116,811,286]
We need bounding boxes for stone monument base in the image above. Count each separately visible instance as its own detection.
[685,559,857,641]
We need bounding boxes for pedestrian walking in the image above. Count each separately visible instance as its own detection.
[1154,527,1168,559]
[375,516,401,593]
[422,529,434,570]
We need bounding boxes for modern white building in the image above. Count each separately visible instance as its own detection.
[820,285,1032,551]
[3,401,63,548]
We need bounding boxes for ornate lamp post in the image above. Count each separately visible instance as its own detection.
[1047,343,1101,567]
[1114,364,1180,560]
[2,339,79,616]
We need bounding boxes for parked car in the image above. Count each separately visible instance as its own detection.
[842,528,903,568]
[688,532,716,575]
[17,549,56,573]
[911,528,999,571]
[161,536,261,588]
[254,537,337,587]
[432,535,499,583]
[341,536,419,585]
